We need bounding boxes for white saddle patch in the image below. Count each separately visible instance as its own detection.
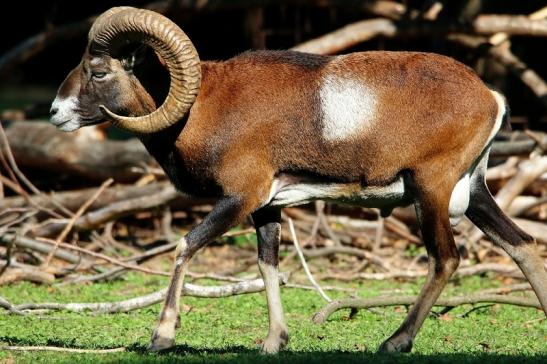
[319,74,377,141]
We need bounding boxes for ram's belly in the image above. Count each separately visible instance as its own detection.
[266,176,406,209]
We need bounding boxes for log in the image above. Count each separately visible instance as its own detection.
[0,181,170,213]
[449,34,547,110]
[2,121,153,182]
[292,14,547,55]
[0,234,86,264]
[30,187,181,237]
[0,268,55,285]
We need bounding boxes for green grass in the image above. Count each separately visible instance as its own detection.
[0,273,545,363]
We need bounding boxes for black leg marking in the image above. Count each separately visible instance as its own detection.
[466,179,547,314]
[379,181,459,353]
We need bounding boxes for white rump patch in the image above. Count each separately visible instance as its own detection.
[487,90,506,146]
[449,174,470,226]
[319,74,376,141]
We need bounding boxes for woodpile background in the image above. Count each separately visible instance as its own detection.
[0,0,546,316]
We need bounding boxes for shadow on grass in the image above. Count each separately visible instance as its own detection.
[2,339,546,364]
[99,344,547,364]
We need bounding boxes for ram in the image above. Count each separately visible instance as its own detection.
[50,7,547,354]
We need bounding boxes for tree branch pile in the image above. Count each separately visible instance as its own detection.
[0,0,545,328]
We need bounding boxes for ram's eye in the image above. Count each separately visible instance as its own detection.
[92,72,107,79]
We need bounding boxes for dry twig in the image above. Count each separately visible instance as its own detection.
[43,178,113,267]
[288,218,332,302]
[312,293,541,324]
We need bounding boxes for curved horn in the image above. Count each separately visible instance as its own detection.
[90,7,201,134]
[88,7,131,42]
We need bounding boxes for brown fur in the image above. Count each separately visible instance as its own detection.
[172,51,497,204]
[54,47,519,354]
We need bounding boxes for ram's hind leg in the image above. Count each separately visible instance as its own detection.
[252,208,289,354]
[379,174,460,353]
[466,177,547,313]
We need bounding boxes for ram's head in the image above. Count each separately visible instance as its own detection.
[50,7,201,134]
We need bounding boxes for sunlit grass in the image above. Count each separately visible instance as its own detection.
[1,272,545,363]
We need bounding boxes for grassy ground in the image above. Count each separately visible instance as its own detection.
[1,272,545,363]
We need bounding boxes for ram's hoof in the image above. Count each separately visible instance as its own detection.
[148,330,175,352]
[378,335,413,353]
[259,330,289,355]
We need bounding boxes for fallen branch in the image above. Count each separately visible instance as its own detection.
[2,273,289,314]
[292,14,547,55]
[3,121,154,182]
[312,293,541,324]
[1,234,85,265]
[0,268,55,285]
[43,178,113,266]
[32,186,181,237]
[0,181,172,214]
[453,34,547,109]
[0,346,125,353]
[35,237,169,276]
[288,218,331,302]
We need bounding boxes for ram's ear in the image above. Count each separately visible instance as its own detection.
[121,44,147,71]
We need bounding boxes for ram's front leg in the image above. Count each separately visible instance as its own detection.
[149,195,255,351]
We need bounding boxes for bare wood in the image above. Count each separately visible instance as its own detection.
[302,246,392,271]
[510,196,547,218]
[1,234,85,264]
[481,283,532,295]
[292,18,396,54]
[485,157,519,181]
[0,181,172,213]
[488,44,547,110]
[474,15,547,37]
[43,178,113,266]
[449,34,547,110]
[288,218,332,302]
[312,293,542,324]
[4,121,154,182]
[292,15,547,55]
[0,268,55,285]
[35,237,169,276]
[363,0,407,20]
[0,124,69,218]
[0,296,26,315]
[496,157,547,210]
[32,186,181,237]
[489,7,547,46]
[490,140,541,157]
[0,175,62,219]
[4,273,289,314]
